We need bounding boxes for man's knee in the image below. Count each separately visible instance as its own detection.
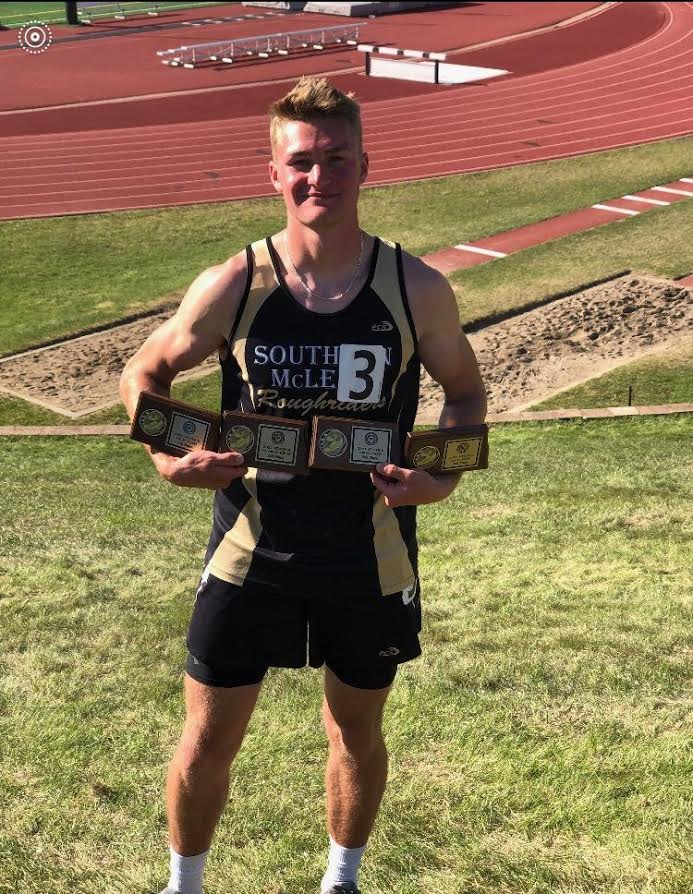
[175,720,244,779]
[175,675,262,777]
[322,666,391,754]
[323,701,387,756]
[327,721,386,757]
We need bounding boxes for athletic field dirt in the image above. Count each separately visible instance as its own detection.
[0,274,690,421]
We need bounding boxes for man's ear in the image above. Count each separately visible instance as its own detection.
[359,151,369,185]
[269,160,283,193]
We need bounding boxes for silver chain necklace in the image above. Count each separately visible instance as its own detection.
[284,231,364,302]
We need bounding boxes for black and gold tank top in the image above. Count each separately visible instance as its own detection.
[205,235,421,597]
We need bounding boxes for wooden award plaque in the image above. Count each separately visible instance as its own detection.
[130,392,221,457]
[404,424,489,474]
[309,415,401,472]
[220,411,309,475]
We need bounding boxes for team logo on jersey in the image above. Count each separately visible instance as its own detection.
[379,646,400,657]
[371,320,393,332]
[138,408,167,437]
[319,428,347,458]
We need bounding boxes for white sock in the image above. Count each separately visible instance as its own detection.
[321,836,367,892]
[168,846,209,894]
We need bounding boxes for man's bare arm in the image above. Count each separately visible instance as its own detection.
[410,259,487,430]
[371,253,487,507]
[119,251,249,489]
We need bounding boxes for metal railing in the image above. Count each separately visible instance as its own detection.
[157,23,363,68]
[78,2,217,22]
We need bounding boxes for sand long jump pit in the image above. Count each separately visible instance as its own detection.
[0,274,691,422]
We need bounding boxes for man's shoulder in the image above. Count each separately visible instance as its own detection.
[194,247,250,299]
[398,245,445,284]
[392,244,457,340]
[397,245,453,305]
[175,247,251,336]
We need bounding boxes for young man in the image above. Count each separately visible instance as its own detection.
[119,76,486,894]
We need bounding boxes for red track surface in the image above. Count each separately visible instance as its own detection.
[0,1,691,220]
[424,179,693,273]
[0,2,602,112]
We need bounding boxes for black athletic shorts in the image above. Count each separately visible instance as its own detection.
[185,571,422,690]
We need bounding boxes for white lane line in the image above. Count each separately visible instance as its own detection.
[680,177,693,183]
[592,204,640,215]
[454,244,508,258]
[622,194,670,205]
[652,185,693,196]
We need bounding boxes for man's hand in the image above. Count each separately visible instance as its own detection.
[370,463,460,508]
[151,449,247,489]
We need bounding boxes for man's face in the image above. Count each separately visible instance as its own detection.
[269,117,368,227]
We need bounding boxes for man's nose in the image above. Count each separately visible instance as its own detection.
[308,163,327,186]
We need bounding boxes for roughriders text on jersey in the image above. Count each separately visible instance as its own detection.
[255,387,388,417]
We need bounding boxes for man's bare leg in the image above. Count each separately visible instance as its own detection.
[167,673,263,856]
[320,666,392,890]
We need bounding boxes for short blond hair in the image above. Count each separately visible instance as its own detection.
[269,76,362,151]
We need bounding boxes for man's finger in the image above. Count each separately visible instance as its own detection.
[370,470,403,493]
[216,450,246,465]
[371,470,393,490]
[376,463,409,480]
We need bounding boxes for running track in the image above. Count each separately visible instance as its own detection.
[0,1,691,220]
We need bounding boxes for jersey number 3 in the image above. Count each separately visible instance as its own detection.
[337,344,388,403]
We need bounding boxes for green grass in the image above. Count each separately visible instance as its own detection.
[0,2,66,25]
[529,336,693,410]
[1,137,691,357]
[0,1,234,26]
[0,416,691,893]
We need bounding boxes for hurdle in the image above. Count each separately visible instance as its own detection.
[358,44,446,83]
[358,44,508,85]
[157,23,363,68]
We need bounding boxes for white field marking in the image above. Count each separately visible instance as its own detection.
[454,244,507,258]
[652,185,693,196]
[592,204,639,215]
[622,194,670,205]
[680,177,693,183]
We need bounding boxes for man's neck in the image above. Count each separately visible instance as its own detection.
[284,219,363,275]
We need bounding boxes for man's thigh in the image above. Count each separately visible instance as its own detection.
[181,672,264,758]
[322,664,393,738]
